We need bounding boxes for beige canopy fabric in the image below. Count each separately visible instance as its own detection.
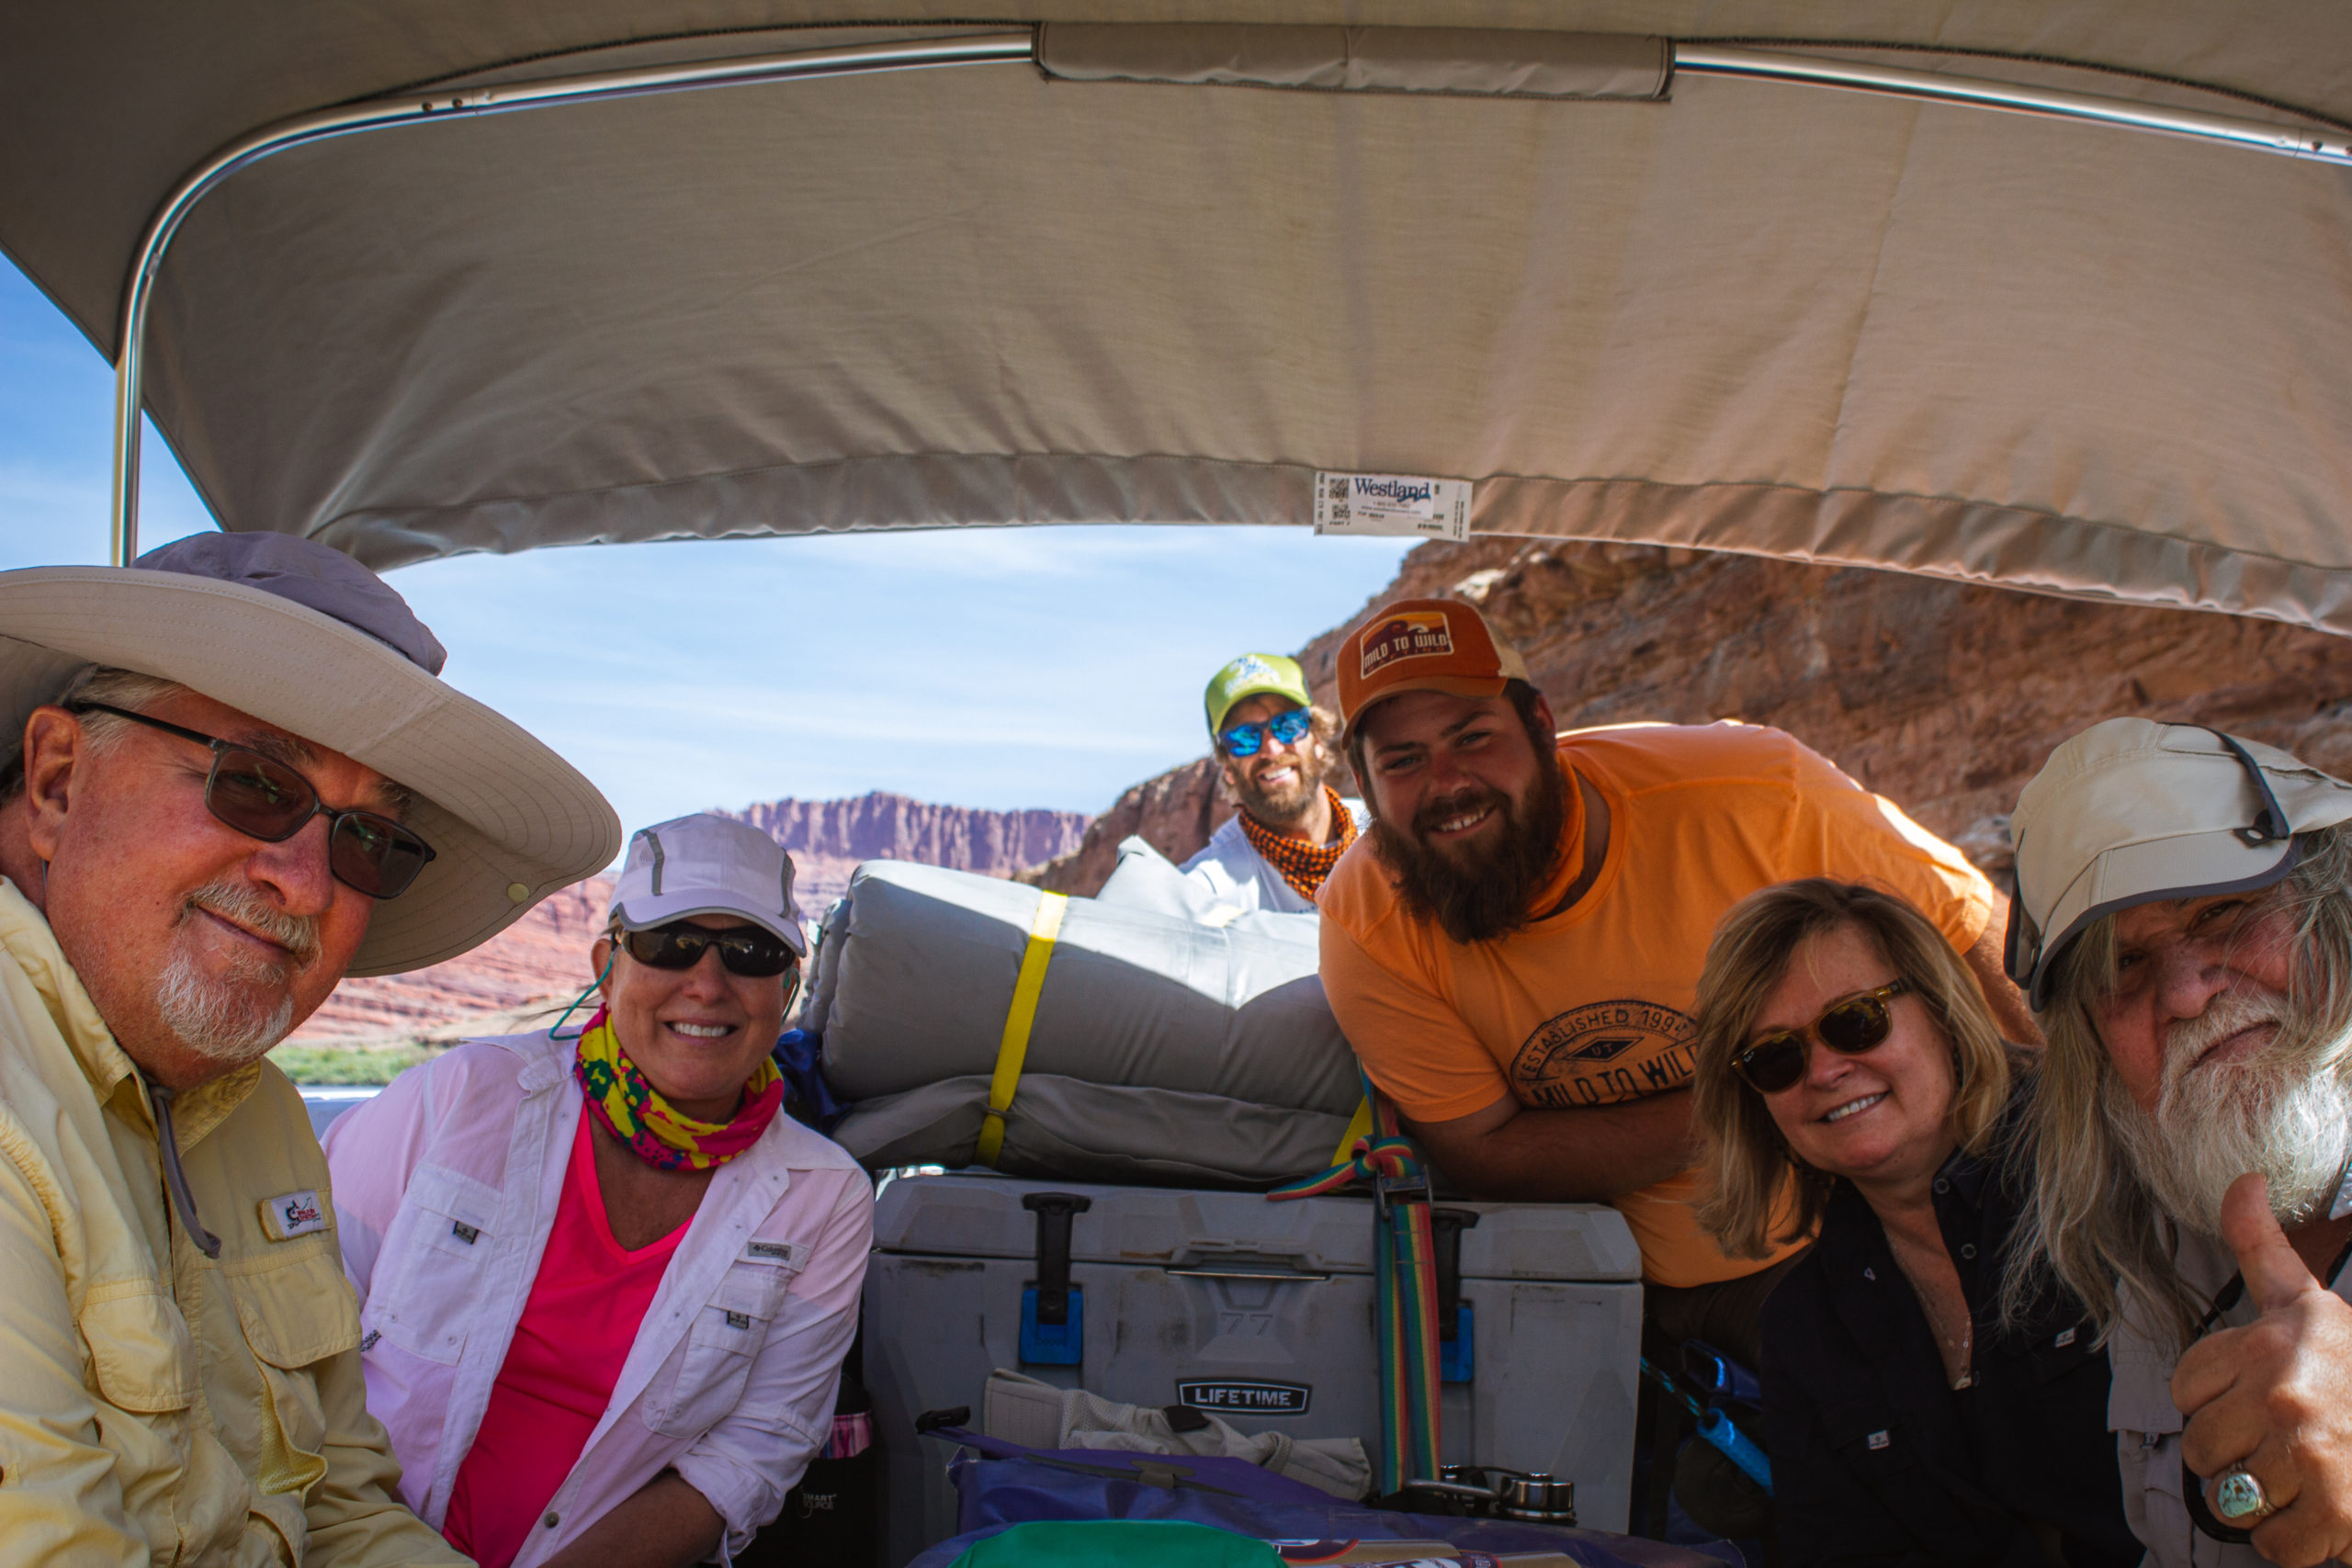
[6,5,2352,629]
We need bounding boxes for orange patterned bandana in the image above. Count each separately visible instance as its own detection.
[1238,786,1357,901]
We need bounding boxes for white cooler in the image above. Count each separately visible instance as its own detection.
[863,1170,1645,1564]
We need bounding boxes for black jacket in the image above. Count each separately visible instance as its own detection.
[1759,1132,2139,1568]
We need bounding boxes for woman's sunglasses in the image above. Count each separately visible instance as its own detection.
[618,919,799,978]
[74,702,436,900]
[1218,707,1313,758]
[1731,979,1908,1095]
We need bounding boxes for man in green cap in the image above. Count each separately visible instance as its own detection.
[1182,653,1366,914]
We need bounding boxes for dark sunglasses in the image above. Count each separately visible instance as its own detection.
[1731,979,1908,1095]
[618,919,799,978]
[74,702,436,900]
[1218,707,1313,758]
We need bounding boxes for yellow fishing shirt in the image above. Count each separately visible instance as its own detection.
[0,880,467,1566]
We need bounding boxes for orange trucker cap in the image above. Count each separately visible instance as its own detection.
[1336,597,1531,738]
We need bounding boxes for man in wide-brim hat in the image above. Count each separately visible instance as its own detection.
[0,530,617,1563]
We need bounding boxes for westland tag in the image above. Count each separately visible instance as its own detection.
[1312,471,1472,541]
[258,1190,329,1242]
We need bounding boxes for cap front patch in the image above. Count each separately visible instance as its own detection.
[1359,610,1456,679]
[259,1190,330,1242]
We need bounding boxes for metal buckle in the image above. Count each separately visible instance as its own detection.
[1374,1173,1430,1213]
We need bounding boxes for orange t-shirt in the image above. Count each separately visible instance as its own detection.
[1317,721,1993,1289]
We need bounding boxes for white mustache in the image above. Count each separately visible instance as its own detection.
[2126,982,2352,1237]
[2162,987,2286,1089]
[183,879,322,966]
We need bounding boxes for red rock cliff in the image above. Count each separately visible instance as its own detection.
[729,791,1089,911]
[1035,538,2352,893]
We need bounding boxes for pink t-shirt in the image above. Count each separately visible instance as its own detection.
[443,1116,691,1568]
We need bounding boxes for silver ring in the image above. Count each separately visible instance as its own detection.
[2215,1465,2273,1522]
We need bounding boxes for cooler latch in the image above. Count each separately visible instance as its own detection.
[1432,1207,1479,1382]
[1020,1191,1091,1365]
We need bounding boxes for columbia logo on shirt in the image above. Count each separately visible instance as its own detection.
[745,1238,810,1269]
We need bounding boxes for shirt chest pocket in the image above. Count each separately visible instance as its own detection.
[649,1253,802,1439]
[2025,1320,2103,1385]
[1820,1399,1923,1482]
[374,1164,503,1367]
[224,1242,363,1500]
[78,1283,198,1416]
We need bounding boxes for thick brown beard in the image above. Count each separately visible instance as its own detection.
[1372,756,1568,943]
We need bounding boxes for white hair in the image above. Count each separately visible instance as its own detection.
[2007,825,2352,1350]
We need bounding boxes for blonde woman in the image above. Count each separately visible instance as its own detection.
[1691,879,2133,1568]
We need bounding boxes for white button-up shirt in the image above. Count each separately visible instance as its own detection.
[322,1031,871,1567]
[1180,799,1369,915]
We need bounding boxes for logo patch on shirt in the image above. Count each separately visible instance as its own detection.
[745,1238,809,1269]
[1357,610,1454,679]
[1510,1000,1697,1108]
[258,1190,329,1242]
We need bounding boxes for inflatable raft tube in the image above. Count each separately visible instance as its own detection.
[811,857,1361,1185]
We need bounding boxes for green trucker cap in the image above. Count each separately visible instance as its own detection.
[1204,652,1312,736]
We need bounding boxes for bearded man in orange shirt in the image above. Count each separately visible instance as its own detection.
[1316,598,2038,1362]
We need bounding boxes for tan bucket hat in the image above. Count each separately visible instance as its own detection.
[2007,716,2352,1007]
[0,533,620,976]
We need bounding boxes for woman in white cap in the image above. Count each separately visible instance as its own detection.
[323,813,872,1568]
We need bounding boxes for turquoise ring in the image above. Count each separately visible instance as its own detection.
[2215,1467,2272,1522]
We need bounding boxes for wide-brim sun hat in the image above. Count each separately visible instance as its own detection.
[2007,716,2352,1008]
[0,533,620,976]
[607,813,807,958]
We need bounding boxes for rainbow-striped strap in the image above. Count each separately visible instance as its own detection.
[1269,1070,1441,1495]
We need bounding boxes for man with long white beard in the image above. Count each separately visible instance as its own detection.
[1316,597,2034,1365]
[1181,652,1367,913]
[2009,719,2352,1568]
[0,532,616,1564]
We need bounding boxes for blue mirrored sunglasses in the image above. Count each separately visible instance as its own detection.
[1217,707,1313,758]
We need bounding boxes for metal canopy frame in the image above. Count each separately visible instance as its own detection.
[104,28,2352,567]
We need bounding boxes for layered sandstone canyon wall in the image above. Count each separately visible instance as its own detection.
[288,876,616,1045]
[1034,538,2352,895]
[729,791,1089,911]
[292,792,1091,1048]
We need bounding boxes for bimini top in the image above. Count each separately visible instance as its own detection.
[6,4,2352,634]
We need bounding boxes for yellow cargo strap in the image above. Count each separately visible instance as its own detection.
[976,891,1069,1167]
[1329,1093,1374,1168]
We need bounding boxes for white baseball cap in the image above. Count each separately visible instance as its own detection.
[2007,717,2352,1007]
[606,813,805,957]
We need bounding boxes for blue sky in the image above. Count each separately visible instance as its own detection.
[0,254,1415,831]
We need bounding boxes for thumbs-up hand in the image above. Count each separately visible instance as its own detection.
[2173,1174,2352,1567]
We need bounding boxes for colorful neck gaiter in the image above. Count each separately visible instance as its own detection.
[1238,784,1359,901]
[571,1009,785,1172]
